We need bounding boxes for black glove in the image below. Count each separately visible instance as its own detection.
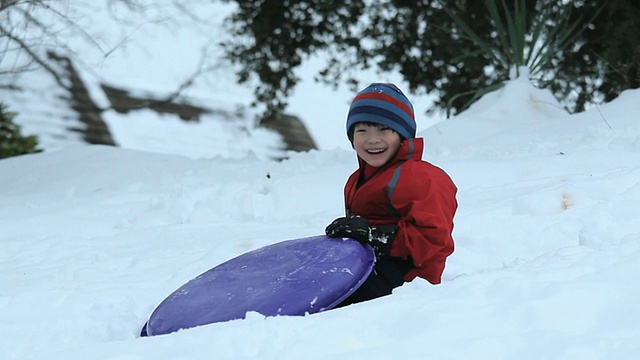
[325,216,399,258]
[325,216,371,242]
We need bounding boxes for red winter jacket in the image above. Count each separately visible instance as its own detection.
[344,138,457,284]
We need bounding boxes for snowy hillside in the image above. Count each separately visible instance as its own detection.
[2,78,640,359]
[3,2,640,359]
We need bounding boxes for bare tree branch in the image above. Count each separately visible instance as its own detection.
[0,22,68,89]
[2,0,234,117]
[0,0,19,13]
[160,39,221,102]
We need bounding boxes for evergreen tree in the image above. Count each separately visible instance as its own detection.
[0,103,42,159]
[220,1,640,121]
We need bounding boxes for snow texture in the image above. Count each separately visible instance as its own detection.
[2,1,640,359]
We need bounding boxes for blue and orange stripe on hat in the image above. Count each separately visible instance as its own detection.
[346,83,416,142]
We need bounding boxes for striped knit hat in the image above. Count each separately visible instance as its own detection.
[346,83,416,142]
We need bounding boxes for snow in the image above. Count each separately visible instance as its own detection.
[2,2,640,359]
[3,82,640,359]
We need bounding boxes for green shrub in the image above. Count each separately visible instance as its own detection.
[0,103,42,159]
[438,0,604,116]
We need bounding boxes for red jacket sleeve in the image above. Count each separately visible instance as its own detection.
[388,161,458,284]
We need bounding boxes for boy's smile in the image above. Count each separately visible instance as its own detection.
[352,122,402,167]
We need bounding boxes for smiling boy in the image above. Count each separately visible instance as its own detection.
[325,83,458,306]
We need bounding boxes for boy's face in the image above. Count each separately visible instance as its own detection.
[352,122,402,168]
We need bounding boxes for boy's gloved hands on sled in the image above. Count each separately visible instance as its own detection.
[325,216,398,258]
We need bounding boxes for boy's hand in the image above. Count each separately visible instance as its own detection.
[325,216,371,243]
[325,216,399,258]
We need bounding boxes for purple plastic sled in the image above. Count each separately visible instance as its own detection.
[142,235,375,336]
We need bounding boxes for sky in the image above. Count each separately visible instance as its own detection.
[2,2,640,359]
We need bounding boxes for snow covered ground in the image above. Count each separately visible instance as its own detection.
[2,2,640,359]
[2,73,640,359]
